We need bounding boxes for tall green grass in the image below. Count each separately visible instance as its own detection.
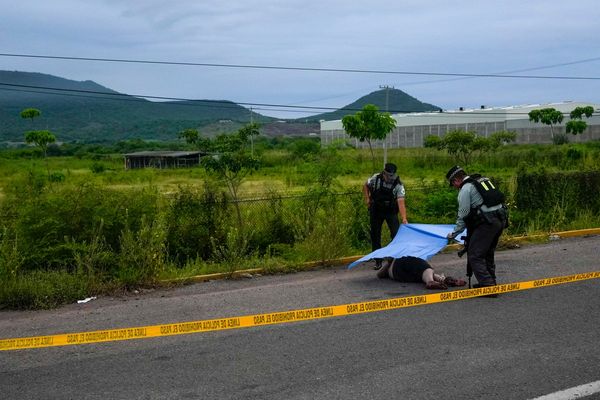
[2,140,600,309]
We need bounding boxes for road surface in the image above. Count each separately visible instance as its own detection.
[1,235,599,399]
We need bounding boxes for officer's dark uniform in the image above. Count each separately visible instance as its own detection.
[364,163,406,261]
[446,166,507,287]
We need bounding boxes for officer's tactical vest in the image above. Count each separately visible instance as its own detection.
[461,174,508,230]
[370,174,401,213]
[461,174,505,207]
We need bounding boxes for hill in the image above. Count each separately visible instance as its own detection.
[0,71,439,143]
[302,88,440,122]
[0,71,274,143]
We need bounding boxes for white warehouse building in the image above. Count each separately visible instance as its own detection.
[320,101,600,148]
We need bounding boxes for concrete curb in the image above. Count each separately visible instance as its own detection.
[162,227,600,284]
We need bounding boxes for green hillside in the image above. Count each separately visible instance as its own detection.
[0,71,273,143]
[303,88,440,122]
[0,71,440,143]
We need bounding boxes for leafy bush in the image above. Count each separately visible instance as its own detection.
[90,162,106,173]
[245,193,297,254]
[289,138,321,159]
[566,147,582,162]
[515,168,600,230]
[164,184,229,264]
[1,178,160,270]
[0,228,23,281]
[48,171,66,182]
[117,216,167,288]
[552,134,569,145]
[72,222,115,279]
[210,227,251,275]
[516,169,600,212]
[420,186,457,221]
[3,142,600,310]
[294,208,353,263]
[347,192,371,250]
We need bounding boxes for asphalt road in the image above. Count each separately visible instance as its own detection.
[1,235,600,399]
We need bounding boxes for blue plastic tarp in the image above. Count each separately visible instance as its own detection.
[347,223,463,269]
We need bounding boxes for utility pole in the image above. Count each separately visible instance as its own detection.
[379,85,394,167]
[249,107,254,157]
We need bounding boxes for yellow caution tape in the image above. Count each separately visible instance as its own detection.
[1,271,599,351]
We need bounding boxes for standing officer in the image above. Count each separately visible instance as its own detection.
[445,166,507,291]
[363,163,408,269]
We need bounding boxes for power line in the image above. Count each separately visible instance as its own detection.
[0,84,353,115]
[1,83,597,117]
[2,52,600,80]
[395,56,600,87]
[0,82,342,113]
[284,57,600,108]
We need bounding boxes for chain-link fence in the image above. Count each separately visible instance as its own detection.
[0,179,460,272]
[163,189,370,265]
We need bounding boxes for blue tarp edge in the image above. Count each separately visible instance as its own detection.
[347,223,463,269]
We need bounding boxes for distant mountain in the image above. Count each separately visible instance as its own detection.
[302,88,440,122]
[0,71,439,143]
[0,70,273,143]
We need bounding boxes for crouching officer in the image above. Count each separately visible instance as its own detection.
[445,166,508,290]
[363,163,408,269]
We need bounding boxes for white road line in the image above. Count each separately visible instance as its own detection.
[530,380,600,400]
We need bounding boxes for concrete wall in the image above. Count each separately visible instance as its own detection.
[320,103,600,148]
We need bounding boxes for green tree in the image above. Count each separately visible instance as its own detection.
[178,128,199,145]
[237,122,260,156]
[528,108,564,141]
[20,108,41,124]
[25,130,56,157]
[342,104,396,169]
[566,106,594,135]
[25,130,56,174]
[423,135,443,149]
[423,129,516,166]
[442,130,488,166]
[489,130,518,149]
[432,130,479,166]
[178,128,212,151]
[289,138,321,159]
[201,124,261,226]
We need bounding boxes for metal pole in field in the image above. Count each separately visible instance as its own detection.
[249,107,254,157]
[379,85,394,167]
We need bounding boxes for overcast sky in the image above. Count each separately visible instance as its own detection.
[2,0,600,118]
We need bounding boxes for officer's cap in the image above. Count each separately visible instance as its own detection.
[382,163,398,180]
[446,165,464,186]
[384,163,397,174]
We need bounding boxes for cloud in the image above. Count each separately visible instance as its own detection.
[1,0,600,117]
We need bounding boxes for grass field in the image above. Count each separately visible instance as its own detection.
[1,140,600,309]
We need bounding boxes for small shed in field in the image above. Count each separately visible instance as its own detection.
[123,151,205,169]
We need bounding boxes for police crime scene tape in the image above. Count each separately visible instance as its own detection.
[1,271,599,352]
